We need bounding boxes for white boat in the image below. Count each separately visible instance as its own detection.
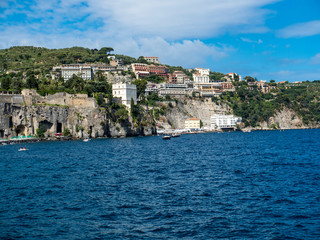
[162,135,171,140]
[83,138,91,142]
[172,133,180,138]
[18,147,27,151]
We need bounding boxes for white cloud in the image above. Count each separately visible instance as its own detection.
[86,0,280,40]
[113,37,233,67]
[311,53,320,64]
[0,0,279,68]
[1,0,280,39]
[277,20,320,38]
[241,37,263,44]
[0,26,232,68]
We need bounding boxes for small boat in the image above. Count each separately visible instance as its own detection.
[18,147,27,151]
[83,138,91,142]
[242,129,251,133]
[172,133,180,137]
[162,135,171,140]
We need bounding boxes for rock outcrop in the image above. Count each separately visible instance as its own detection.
[0,92,156,139]
[155,98,319,131]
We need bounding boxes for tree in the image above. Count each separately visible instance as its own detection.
[63,128,71,137]
[26,74,39,89]
[98,47,114,55]
[244,76,255,82]
[137,56,148,64]
[209,71,224,81]
[36,124,46,138]
[0,75,11,90]
[65,74,85,92]
[132,79,147,98]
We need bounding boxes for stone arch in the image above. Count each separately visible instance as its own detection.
[39,120,53,132]
[15,125,26,136]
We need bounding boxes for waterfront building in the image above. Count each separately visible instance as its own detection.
[112,83,137,108]
[185,118,201,129]
[210,114,242,130]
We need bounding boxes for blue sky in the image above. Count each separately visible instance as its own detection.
[1,0,320,82]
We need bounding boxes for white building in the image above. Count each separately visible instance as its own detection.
[195,68,210,76]
[193,68,210,84]
[210,114,242,129]
[61,64,92,81]
[193,73,210,83]
[112,83,137,108]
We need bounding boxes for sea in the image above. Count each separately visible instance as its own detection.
[0,129,320,239]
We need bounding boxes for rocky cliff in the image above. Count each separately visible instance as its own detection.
[154,98,319,131]
[0,94,156,139]
[165,98,231,129]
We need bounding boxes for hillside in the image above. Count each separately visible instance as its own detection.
[0,46,319,130]
[0,46,136,72]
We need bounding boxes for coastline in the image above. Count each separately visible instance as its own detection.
[1,126,318,146]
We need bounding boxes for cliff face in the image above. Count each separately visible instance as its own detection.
[257,108,319,130]
[0,95,156,139]
[156,99,319,130]
[1,93,317,139]
[155,98,232,129]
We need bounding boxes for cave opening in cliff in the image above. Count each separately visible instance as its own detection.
[9,117,13,128]
[0,130,4,138]
[39,120,53,133]
[15,125,26,136]
[57,122,62,133]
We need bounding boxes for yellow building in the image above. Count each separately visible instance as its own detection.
[185,118,201,129]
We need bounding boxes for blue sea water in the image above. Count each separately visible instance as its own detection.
[0,129,320,239]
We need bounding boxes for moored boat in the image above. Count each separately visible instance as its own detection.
[162,135,171,140]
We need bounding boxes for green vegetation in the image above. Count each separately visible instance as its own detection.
[1,46,319,128]
[0,46,118,72]
[209,71,224,81]
[63,128,71,137]
[36,124,46,138]
[221,81,320,127]
[0,46,130,94]
[144,74,166,84]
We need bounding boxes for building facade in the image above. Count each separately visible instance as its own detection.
[168,71,190,84]
[185,118,201,129]
[131,63,169,79]
[112,83,137,107]
[144,56,159,64]
[210,114,242,129]
[61,64,92,81]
